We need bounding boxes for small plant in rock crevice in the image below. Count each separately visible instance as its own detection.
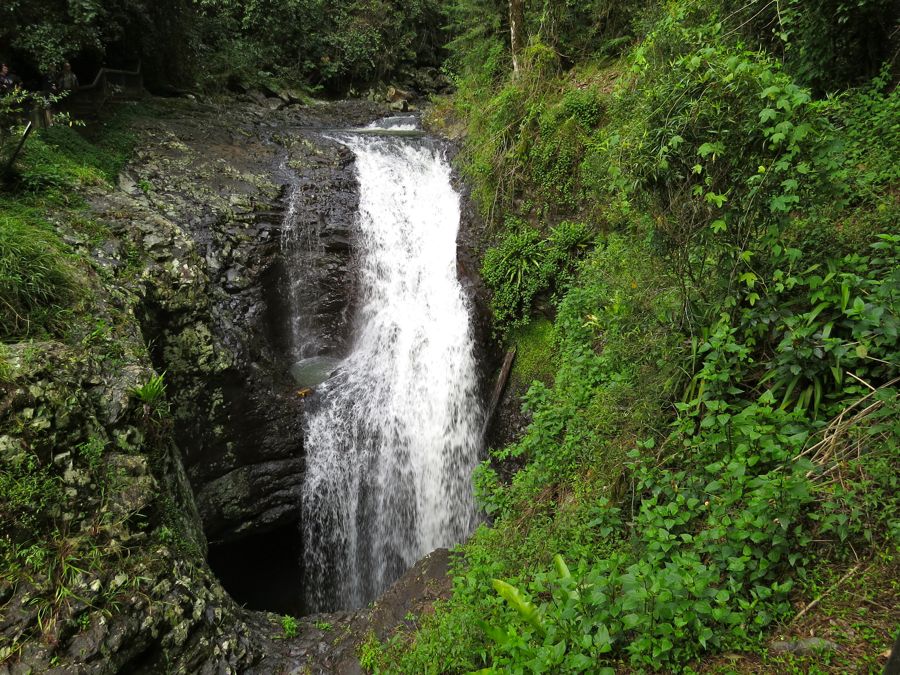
[281,615,299,639]
[131,372,170,424]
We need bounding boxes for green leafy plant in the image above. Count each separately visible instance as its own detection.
[482,219,592,333]
[490,578,544,634]
[358,631,385,672]
[131,371,170,424]
[132,372,166,404]
[281,615,299,639]
[75,437,106,473]
[0,453,65,536]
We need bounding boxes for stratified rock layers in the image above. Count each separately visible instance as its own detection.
[115,103,374,545]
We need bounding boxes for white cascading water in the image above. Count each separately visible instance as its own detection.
[301,125,482,612]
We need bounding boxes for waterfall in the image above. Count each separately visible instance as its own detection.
[300,124,482,612]
[280,169,322,361]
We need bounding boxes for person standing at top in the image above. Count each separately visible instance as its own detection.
[42,68,59,95]
[57,62,79,92]
[0,64,16,94]
[36,68,60,127]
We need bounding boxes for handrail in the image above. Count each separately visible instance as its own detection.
[61,61,144,113]
[3,121,33,175]
[78,61,142,93]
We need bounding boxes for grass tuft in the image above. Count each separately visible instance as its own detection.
[0,209,75,341]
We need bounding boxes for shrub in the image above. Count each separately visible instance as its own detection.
[281,615,299,638]
[481,219,592,332]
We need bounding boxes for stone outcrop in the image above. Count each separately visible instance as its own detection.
[0,194,272,673]
[0,98,379,672]
[107,100,378,545]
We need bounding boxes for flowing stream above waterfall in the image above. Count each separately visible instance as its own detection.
[293,120,483,612]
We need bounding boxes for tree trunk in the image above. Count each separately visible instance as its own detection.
[509,0,526,75]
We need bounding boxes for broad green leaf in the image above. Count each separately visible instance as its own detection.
[492,579,545,634]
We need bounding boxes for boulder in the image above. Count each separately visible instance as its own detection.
[769,637,840,655]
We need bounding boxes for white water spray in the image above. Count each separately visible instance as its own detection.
[300,126,482,611]
[280,170,321,360]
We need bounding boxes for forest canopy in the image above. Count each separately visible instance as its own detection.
[1,0,895,94]
[0,0,446,93]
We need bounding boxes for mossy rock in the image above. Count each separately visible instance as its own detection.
[508,318,556,392]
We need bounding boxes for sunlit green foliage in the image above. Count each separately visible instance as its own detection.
[374,0,900,672]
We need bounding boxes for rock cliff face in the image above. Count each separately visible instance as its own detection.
[114,101,377,547]
[1,98,496,673]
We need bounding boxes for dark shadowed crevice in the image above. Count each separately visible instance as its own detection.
[207,520,304,616]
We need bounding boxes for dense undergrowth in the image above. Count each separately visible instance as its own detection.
[367,0,900,672]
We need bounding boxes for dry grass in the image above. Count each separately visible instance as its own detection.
[795,376,899,486]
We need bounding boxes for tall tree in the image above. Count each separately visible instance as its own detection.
[509,0,525,74]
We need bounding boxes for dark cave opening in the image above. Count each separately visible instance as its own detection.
[207,521,304,616]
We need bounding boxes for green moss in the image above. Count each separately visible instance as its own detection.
[508,318,556,391]
[13,102,148,194]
